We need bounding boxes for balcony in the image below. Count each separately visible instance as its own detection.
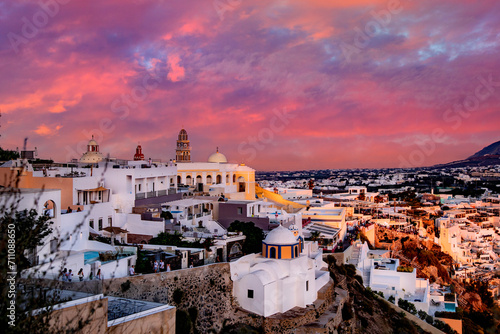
[135,188,176,200]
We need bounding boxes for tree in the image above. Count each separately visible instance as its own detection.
[0,209,53,273]
[149,231,184,246]
[398,298,417,315]
[160,211,174,220]
[310,231,321,242]
[0,208,54,333]
[228,221,264,254]
[0,148,20,161]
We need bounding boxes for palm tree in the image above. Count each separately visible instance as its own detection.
[310,231,321,242]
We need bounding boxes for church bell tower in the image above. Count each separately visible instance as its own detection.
[175,128,191,162]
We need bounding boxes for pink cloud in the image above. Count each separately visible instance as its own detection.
[0,0,499,170]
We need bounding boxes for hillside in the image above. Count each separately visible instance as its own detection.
[468,140,500,158]
[434,140,500,168]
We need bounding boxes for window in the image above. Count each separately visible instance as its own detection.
[270,248,276,259]
[306,281,309,292]
[248,289,254,299]
[89,219,94,229]
[108,217,112,227]
[98,218,103,231]
[138,184,141,192]
[237,207,243,215]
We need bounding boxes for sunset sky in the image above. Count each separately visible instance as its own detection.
[1,0,499,170]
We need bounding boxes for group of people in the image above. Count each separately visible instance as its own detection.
[65,206,82,213]
[61,268,102,281]
[153,260,171,273]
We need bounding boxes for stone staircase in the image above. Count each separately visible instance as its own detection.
[347,245,361,266]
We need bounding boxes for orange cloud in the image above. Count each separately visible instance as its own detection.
[35,124,62,136]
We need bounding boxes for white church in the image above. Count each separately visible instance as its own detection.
[229,224,330,317]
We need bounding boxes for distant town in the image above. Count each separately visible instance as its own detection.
[0,129,498,334]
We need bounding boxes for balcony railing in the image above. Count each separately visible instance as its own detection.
[135,189,176,200]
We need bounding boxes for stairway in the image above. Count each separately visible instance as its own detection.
[347,246,361,266]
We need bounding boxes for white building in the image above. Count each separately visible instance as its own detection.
[230,225,329,317]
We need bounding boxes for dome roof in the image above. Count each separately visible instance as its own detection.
[208,149,227,163]
[88,138,98,146]
[263,225,299,245]
[80,151,104,163]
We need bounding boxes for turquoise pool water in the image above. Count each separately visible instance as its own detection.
[84,251,99,264]
[444,303,456,312]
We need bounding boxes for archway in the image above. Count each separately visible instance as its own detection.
[43,200,56,218]
[270,247,276,259]
[238,176,246,193]
[186,175,192,185]
[206,175,212,184]
[216,174,222,184]
[177,175,181,184]
[230,243,242,257]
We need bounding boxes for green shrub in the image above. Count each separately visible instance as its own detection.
[417,310,427,320]
[397,266,414,273]
[398,298,417,315]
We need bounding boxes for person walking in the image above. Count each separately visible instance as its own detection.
[61,268,68,282]
[160,260,165,272]
[67,269,73,282]
[166,263,171,272]
[129,265,135,276]
[78,268,84,281]
[154,260,159,273]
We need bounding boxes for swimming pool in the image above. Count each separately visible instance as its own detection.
[444,302,456,312]
[84,251,99,265]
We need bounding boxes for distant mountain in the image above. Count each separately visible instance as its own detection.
[468,140,500,159]
[434,140,500,168]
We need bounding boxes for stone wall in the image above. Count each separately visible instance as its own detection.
[103,263,235,333]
